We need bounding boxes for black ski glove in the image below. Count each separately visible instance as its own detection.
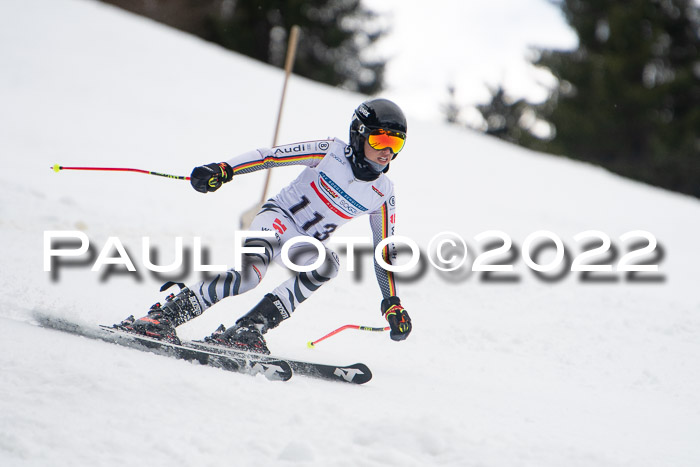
[381,296,411,341]
[190,162,233,193]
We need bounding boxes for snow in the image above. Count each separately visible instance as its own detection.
[2,0,700,466]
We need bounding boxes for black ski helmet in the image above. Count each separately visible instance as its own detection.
[348,98,407,181]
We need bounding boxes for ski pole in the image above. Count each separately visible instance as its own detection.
[307,324,390,348]
[51,164,190,180]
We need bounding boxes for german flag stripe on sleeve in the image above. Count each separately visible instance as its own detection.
[232,153,325,175]
[380,203,397,297]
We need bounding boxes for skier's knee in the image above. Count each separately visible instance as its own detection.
[239,253,268,285]
[238,236,273,283]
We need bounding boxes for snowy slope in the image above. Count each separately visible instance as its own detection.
[1,0,700,466]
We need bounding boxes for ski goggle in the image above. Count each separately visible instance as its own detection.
[362,127,406,154]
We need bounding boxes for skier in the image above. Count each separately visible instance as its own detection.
[117,98,412,353]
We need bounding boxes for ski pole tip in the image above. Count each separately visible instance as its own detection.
[52,164,61,173]
[307,341,315,349]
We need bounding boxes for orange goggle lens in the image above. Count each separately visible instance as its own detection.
[367,129,406,154]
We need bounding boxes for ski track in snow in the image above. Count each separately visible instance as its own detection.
[1,0,700,466]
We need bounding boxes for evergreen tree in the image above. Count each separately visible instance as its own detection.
[465,0,700,197]
[443,84,461,124]
[100,0,387,94]
[471,85,551,150]
[476,86,527,143]
[207,0,386,94]
[532,0,700,197]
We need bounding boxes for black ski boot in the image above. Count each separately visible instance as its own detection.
[204,293,289,355]
[116,287,203,345]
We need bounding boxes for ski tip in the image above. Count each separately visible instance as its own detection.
[330,363,372,384]
[353,363,373,384]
